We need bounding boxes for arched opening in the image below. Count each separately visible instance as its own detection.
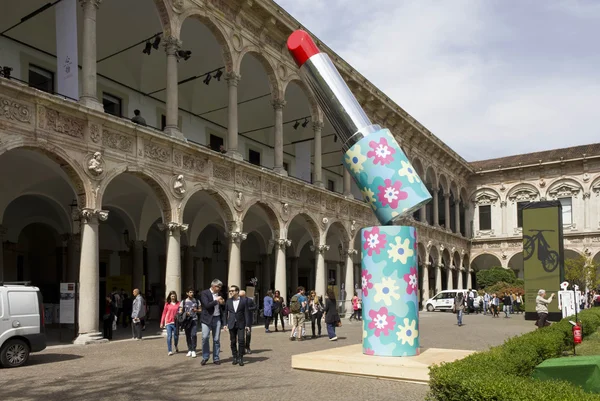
[412,158,426,221]
[438,175,449,228]
[288,213,320,299]
[100,172,168,317]
[508,252,524,280]
[325,221,350,305]
[460,187,469,237]
[429,246,440,294]
[241,202,277,293]
[471,253,503,272]
[424,167,437,225]
[194,224,227,294]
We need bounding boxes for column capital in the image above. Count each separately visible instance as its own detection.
[163,36,182,56]
[270,238,291,249]
[310,244,330,254]
[443,193,451,199]
[225,71,241,86]
[80,208,109,224]
[158,222,189,235]
[226,231,247,244]
[312,121,324,131]
[271,98,286,110]
[79,0,102,9]
[342,248,358,257]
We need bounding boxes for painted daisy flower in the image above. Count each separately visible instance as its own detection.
[362,270,374,297]
[373,277,401,306]
[377,179,408,209]
[403,266,418,295]
[398,160,421,184]
[367,137,396,165]
[368,306,396,337]
[363,227,387,256]
[396,318,419,346]
[361,187,377,210]
[344,145,367,174]
[387,237,415,264]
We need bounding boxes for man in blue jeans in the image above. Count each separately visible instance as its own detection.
[199,279,225,365]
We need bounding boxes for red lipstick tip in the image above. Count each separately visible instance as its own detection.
[287,30,320,68]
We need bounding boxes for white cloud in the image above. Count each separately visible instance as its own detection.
[275,0,600,161]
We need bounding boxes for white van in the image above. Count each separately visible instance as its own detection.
[0,284,47,368]
[425,290,460,312]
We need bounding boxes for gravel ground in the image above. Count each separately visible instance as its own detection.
[0,311,535,401]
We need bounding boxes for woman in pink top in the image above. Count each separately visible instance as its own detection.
[160,291,181,355]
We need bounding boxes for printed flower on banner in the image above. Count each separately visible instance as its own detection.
[363,227,386,256]
[362,270,374,297]
[344,145,367,174]
[365,348,375,355]
[403,266,418,295]
[396,318,419,346]
[388,237,415,264]
[361,187,377,211]
[398,160,421,184]
[373,277,401,306]
[367,137,396,165]
[377,179,408,209]
[368,307,397,337]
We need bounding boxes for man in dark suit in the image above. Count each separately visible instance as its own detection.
[239,290,256,354]
[225,285,252,366]
[199,279,225,366]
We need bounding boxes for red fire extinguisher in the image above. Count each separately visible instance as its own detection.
[573,322,582,345]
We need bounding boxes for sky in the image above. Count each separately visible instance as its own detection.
[275,0,600,162]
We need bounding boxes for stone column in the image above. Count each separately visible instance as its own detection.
[466,269,473,289]
[420,204,427,223]
[311,243,329,297]
[344,249,358,315]
[159,223,188,299]
[290,257,299,293]
[164,36,184,139]
[455,200,461,234]
[272,238,291,295]
[132,241,144,291]
[435,264,443,293]
[226,72,242,160]
[343,169,353,198]
[421,262,430,310]
[272,99,287,175]
[433,189,439,226]
[183,246,195,291]
[501,201,507,235]
[444,193,451,230]
[446,266,453,290]
[78,0,103,111]
[457,268,463,289]
[227,231,246,287]
[0,225,6,283]
[75,208,108,345]
[313,121,324,187]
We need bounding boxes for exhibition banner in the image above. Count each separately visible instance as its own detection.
[521,201,564,321]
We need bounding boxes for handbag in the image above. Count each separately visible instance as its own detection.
[451,304,456,313]
[282,306,290,316]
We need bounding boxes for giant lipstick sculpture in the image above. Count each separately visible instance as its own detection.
[288,30,429,357]
[287,30,431,226]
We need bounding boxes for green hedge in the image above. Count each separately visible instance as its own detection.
[428,308,600,401]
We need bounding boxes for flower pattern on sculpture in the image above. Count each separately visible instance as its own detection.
[362,270,374,297]
[396,318,419,346]
[363,227,386,256]
[387,237,414,264]
[398,160,421,184]
[367,137,396,165]
[365,348,375,355]
[361,187,377,210]
[377,179,408,209]
[403,266,418,295]
[373,277,401,306]
[344,145,367,173]
[368,307,396,337]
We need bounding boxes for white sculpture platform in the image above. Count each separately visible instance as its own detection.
[292,344,475,383]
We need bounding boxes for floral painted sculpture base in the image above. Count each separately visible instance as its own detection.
[361,225,419,357]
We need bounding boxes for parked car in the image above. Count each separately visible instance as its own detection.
[0,284,47,368]
[425,290,460,312]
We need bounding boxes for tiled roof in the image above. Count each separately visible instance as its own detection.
[470,143,600,171]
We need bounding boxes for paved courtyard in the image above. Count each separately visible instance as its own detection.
[1,312,535,401]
